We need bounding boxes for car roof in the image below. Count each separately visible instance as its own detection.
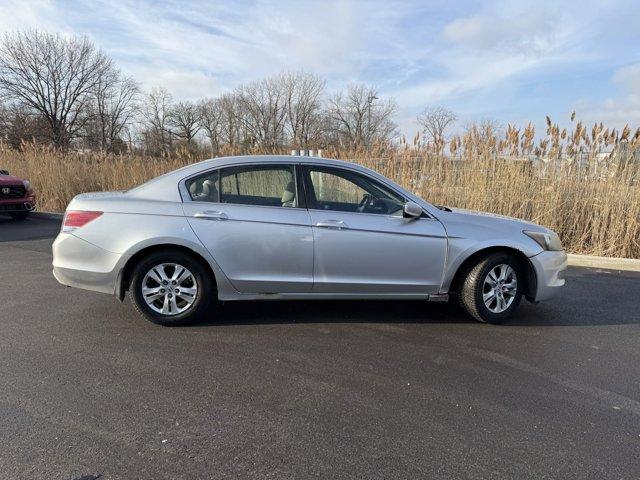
[126,154,431,211]
[193,154,357,169]
[137,155,358,186]
[128,155,370,199]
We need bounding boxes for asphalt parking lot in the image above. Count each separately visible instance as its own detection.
[1,215,640,480]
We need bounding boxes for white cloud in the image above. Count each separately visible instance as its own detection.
[0,0,61,32]
[393,52,543,106]
[613,63,640,92]
[572,98,640,130]
[389,0,590,125]
[0,0,639,133]
[573,63,640,129]
[129,68,223,100]
[47,0,401,94]
[236,0,363,76]
[442,10,565,55]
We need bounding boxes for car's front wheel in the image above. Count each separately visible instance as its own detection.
[458,252,524,324]
[129,250,213,326]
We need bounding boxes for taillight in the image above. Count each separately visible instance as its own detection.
[62,210,103,233]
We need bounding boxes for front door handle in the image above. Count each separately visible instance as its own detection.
[315,220,348,230]
[194,210,228,220]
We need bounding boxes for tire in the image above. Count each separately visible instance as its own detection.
[10,211,29,220]
[129,250,213,326]
[458,252,525,324]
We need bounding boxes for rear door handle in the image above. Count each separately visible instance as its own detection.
[194,210,228,220]
[315,220,348,230]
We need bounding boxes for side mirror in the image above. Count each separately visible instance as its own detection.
[403,201,423,219]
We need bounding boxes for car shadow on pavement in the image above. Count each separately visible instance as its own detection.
[184,266,640,328]
[182,267,640,328]
[189,299,476,327]
[0,215,61,242]
[184,297,640,327]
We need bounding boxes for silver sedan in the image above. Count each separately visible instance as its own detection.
[52,155,567,325]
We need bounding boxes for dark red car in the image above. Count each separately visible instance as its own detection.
[0,169,36,220]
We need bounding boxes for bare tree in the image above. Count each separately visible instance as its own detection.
[282,72,325,148]
[0,32,410,156]
[0,30,113,148]
[169,100,201,148]
[327,84,397,149]
[416,106,457,154]
[199,97,223,154]
[0,99,7,142]
[140,87,174,156]
[90,71,139,152]
[236,76,288,149]
[216,93,244,150]
[0,102,51,148]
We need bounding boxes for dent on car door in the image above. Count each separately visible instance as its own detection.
[182,164,314,293]
[303,165,447,294]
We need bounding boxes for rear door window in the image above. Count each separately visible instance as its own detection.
[186,170,220,202]
[220,165,297,208]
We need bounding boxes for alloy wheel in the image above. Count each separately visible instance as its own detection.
[141,263,198,315]
[482,264,518,313]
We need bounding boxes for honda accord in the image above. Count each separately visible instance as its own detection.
[52,155,566,325]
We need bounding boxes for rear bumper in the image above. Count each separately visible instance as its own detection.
[529,250,567,302]
[52,232,129,295]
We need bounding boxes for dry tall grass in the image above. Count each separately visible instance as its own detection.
[1,142,639,259]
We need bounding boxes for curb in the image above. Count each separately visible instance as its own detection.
[31,211,64,220]
[567,254,640,272]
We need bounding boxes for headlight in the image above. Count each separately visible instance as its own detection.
[523,230,563,251]
[22,179,31,190]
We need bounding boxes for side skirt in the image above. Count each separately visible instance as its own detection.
[217,292,449,302]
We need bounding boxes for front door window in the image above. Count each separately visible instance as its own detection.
[307,167,404,215]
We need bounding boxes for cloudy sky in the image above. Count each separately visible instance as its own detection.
[1,0,639,135]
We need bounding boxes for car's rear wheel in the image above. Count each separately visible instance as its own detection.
[130,250,213,326]
[9,211,29,220]
[458,252,524,324]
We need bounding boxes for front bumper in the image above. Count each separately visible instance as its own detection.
[529,250,567,302]
[0,193,36,213]
[52,232,129,295]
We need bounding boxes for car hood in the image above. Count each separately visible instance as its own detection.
[435,206,554,244]
[0,174,25,186]
[447,207,550,232]
[431,206,553,257]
